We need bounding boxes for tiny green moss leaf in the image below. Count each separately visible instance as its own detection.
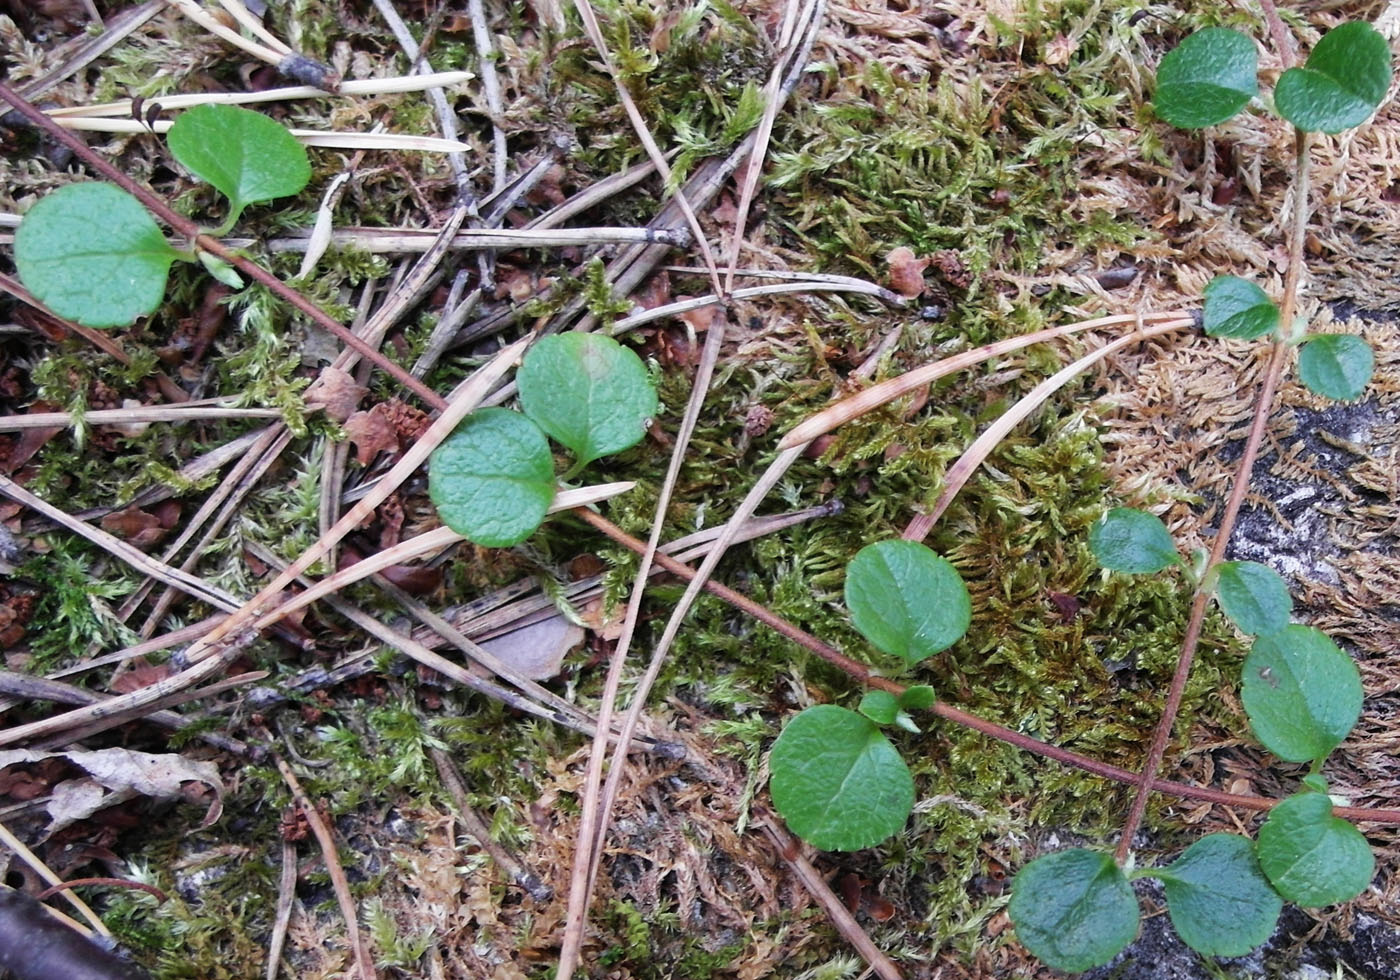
[857,689,900,726]
[1214,561,1292,636]
[14,183,182,328]
[768,705,914,852]
[1298,334,1374,401]
[1202,276,1279,339]
[1257,792,1375,906]
[1154,28,1258,129]
[197,250,245,289]
[1153,834,1282,958]
[1089,508,1179,574]
[1241,625,1362,763]
[166,103,312,223]
[1009,849,1139,972]
[516,333,657,468]
[1274,22,1391,133]
[427,407,555,547]
[845,540,971,665]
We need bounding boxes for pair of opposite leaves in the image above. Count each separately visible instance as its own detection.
[15,104,310,327]
[1156,21,1391,133]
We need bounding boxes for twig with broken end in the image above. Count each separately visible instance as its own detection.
[45,72,473,118]
[756,811,902,980]
[430,747,553,902]
[272,755,374,980]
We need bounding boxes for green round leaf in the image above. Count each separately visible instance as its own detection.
[1088,508,1179,574]
[1155,834,1282,957]
[1154,28,1259,129]
[1298,334,1374,401]
[768,705,914,852]
[166,103,311,218]
[1202,275,1279,339]
[1274,22,1392,134]
[516,333,658,468]
[845,540,971,665]
[1214,560,1292,636]
[13,183,181,328]
[1257,792,1374,906]
[1009,848,1139,972]
[1241,625,1362,763]
[857,689,900,725]
[898,684,937,711]
[427,407,556,547]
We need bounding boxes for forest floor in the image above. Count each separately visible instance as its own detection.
[0,1,1398,978]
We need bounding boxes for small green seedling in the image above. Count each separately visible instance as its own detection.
[13,104,311,327]
[768,539,967,850]
[1273,22,1392,133]
[428,333,657,546]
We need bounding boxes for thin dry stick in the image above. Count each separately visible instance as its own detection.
[0,405,278,430]
[576,510,1400,825]
[465,0,508,193]
[120,425,290,631]
[374,579,612,743]
[558,311,730,977]
[44,615,229,680]
[612,279,900,335]
[47,72,473,117]
[572,0,724,297]
[1114,130,1314,862]
[0,819,109,936]
[779,312,1195,450]
[0,342,519,747]
[903,318,1191,541]
[0,670,249,755]
[238,537,664,750]
[167,0,323,79]
[252,482,633,626]
[212,0,291,55]
[430,747,552,901]
[265,839,298,980]
[757,812,902,980]
[272,755,374,980]
[722,0,823,294]
[33,670,267,751]
[525,163,658,234]
[256,226,685,253]
[179,336,527,663]
[0,474,241,613]
[14,0,164,101]
[0,644,247,747]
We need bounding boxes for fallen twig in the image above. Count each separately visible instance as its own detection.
[272,756,374,980]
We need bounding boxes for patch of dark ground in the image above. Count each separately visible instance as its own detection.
[1086,895,1400,980]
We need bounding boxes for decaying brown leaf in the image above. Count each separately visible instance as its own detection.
[478,614,585,680]
[343,407,401,465]
[884,246,931,298]
[0,748,224,833]
[305,366,368,422]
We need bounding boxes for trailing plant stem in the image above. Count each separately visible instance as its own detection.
[1114,129,1313,863]
[576,511,1400,824]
